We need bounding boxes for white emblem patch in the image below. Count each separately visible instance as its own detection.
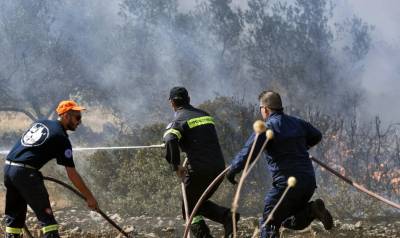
[64,149,73,159]
[21,123,49,147]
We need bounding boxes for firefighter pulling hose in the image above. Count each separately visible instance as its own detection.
[226,91,333,238]
[1,100,153,238]
[163,87,236,238]
[3,100,98,238]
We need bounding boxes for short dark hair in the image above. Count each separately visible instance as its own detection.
[258,90,283,111]
[172,99,189,107]
[169,87,190,106]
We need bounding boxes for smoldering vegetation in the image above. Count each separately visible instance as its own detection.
[0,0,399,236]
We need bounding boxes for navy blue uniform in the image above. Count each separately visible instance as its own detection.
[163,105,230,228]
[230,112,322,238]
[4,119,75,237]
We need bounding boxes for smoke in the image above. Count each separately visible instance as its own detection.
[360,43,400,124]
[178,0,400,125]
[333,0,400,124]
[1,0,399,128]
[45,0,244,124]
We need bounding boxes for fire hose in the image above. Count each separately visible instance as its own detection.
[181,158,191,238]
[310,155,400,210]
[231,120,273,238]
[45,176,130,237]
[21,176,130,237]
[248,156,400,237]
[0,144,166,155]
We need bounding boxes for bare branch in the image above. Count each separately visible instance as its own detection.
[0,107,36,121]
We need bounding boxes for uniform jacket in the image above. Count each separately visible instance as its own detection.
[163,105,225,172]
[230,111,321,183]
[6,119,75,169]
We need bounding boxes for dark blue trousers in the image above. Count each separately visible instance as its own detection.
[260,175,316,238]
[4,165,59,237]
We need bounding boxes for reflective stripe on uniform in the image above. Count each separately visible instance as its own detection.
[6,227,23,234]
[191,215,204,224]
[187,116,214,129]
[163,128,182,140]
[42,224,59,234]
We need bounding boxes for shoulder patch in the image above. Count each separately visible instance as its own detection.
[64,149,73,159]
[21,123,49,147]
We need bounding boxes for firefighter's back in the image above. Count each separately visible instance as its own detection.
[176,105,225,173]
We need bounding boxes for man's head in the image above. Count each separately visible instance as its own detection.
[169,87,190,110]
[258,91,283,119]
[56,100,85,131]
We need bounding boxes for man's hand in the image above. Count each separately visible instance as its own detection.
[86,195,99,211]
[175,165,187,179]
[66,166,99,211]
[226,169,238,185]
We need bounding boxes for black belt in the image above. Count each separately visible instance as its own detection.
[5,160,37,170]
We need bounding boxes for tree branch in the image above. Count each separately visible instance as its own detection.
[0,107,37,122]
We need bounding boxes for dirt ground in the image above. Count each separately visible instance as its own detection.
[1,206,398,238]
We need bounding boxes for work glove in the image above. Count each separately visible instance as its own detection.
[226,169,238,185]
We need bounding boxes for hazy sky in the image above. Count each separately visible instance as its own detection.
[344,0,400,44]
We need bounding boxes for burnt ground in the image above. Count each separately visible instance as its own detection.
[1,207,399,238]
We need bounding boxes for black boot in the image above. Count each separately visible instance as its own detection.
[264,224,280,238]
[311,199,333,230]
[190,220,213,238]
[43,230,60,238]
[223,212,240,238]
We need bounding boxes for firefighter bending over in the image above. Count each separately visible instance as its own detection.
[3,100,98,238]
